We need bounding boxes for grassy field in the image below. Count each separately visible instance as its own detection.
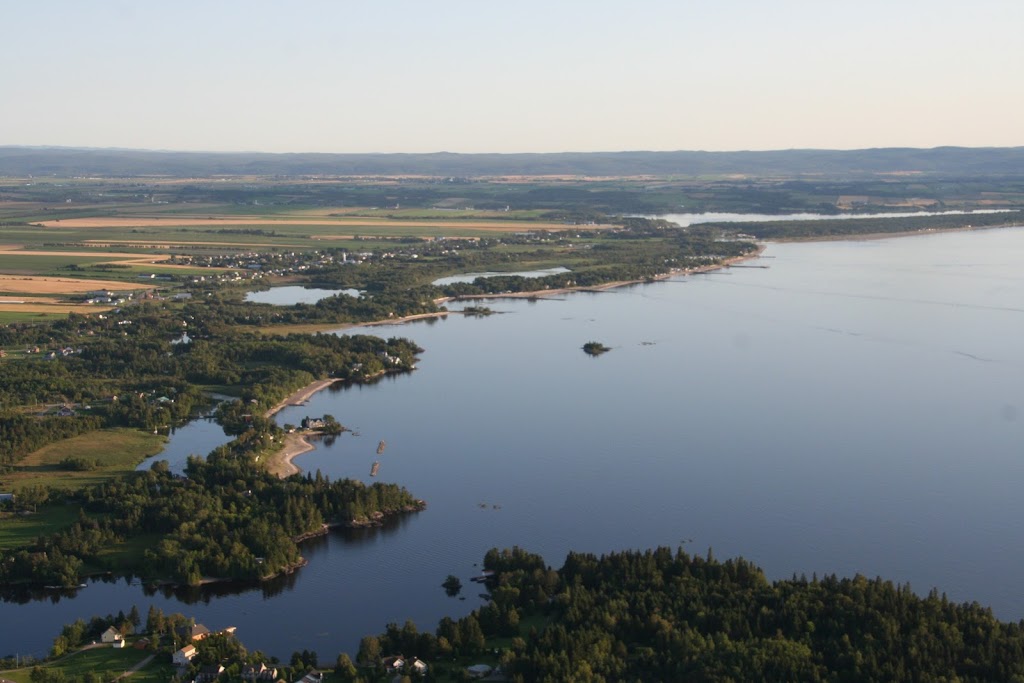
[6,428,167,492]
[0,643,154,683]
[125,659,177,683]
[0,310,71,323]
[0,504,83,550]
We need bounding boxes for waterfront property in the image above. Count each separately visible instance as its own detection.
[172,644,198,667]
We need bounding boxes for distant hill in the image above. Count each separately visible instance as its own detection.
[2,145,1024,178]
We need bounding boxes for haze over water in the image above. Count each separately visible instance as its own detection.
[5,227,1024,660]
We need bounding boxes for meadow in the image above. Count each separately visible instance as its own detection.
[6,428,166,492]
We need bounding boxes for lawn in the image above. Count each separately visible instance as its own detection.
[6,428,167,492]
[0,504,83,550]
[0,643,155,683]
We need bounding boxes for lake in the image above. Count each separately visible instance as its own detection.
[4,227,1024,660]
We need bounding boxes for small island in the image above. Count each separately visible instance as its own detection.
[582,341,611,356]
[462,306,494,317]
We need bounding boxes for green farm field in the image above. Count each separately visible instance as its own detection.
[6,428,167,492]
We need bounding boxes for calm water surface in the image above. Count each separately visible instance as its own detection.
[4,227,1024,659]
[135,419,234,475]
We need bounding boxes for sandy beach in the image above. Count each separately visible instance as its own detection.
[262,379,341,478]
[265,432,316,478]
[263,378,339,419]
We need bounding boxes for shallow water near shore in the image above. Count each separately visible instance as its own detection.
[4,226,1024,660]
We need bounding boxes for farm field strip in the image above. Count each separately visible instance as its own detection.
[0,303,113,313]
[0,275,154,294]
[35,216,588,230]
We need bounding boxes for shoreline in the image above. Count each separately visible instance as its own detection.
[433,245,768,305]
[263,378,339,419]
[265,432,316,478]
[771,221,1022,244]
[263,378,340,478]
[339,310,449,330]
[261,246,765,478]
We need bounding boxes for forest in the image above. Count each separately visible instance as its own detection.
[352,547,1024,682]
[0,434,424,586]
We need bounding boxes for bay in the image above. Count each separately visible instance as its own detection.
[4,227,1024,660]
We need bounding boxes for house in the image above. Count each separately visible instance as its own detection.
[293,671,323,683]
[196,664,225,682]
[382,655,404,673]
[411,658,428,675]
[241,663,278,680]
[173,623,210,642]
[100,626,123,643]
[172,644,197,667]
[112,639,126,649]
[134,638,150,650]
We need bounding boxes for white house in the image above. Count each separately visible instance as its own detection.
[112,639,126,649]
[100,626,123,644]
[172,644,197,667]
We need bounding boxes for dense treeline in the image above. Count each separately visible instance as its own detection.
[0,440,423,587]
[364,547,1024,682]
[0,413,103,469]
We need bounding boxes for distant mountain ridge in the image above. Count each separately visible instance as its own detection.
[2,145,1024,177]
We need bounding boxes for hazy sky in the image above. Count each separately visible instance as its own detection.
[3,0,1022,154]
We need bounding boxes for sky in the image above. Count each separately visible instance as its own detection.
[2,0,1022,154]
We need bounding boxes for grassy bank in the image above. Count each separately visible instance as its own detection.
[0,644,154,683]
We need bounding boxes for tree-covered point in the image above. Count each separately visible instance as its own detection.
[0,438,424,587]
[713,209,1023,240]
[359,546,1024,683]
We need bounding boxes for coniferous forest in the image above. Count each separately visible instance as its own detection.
[360,547,1024,683]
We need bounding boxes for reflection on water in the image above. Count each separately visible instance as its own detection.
[136,418,233,475]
